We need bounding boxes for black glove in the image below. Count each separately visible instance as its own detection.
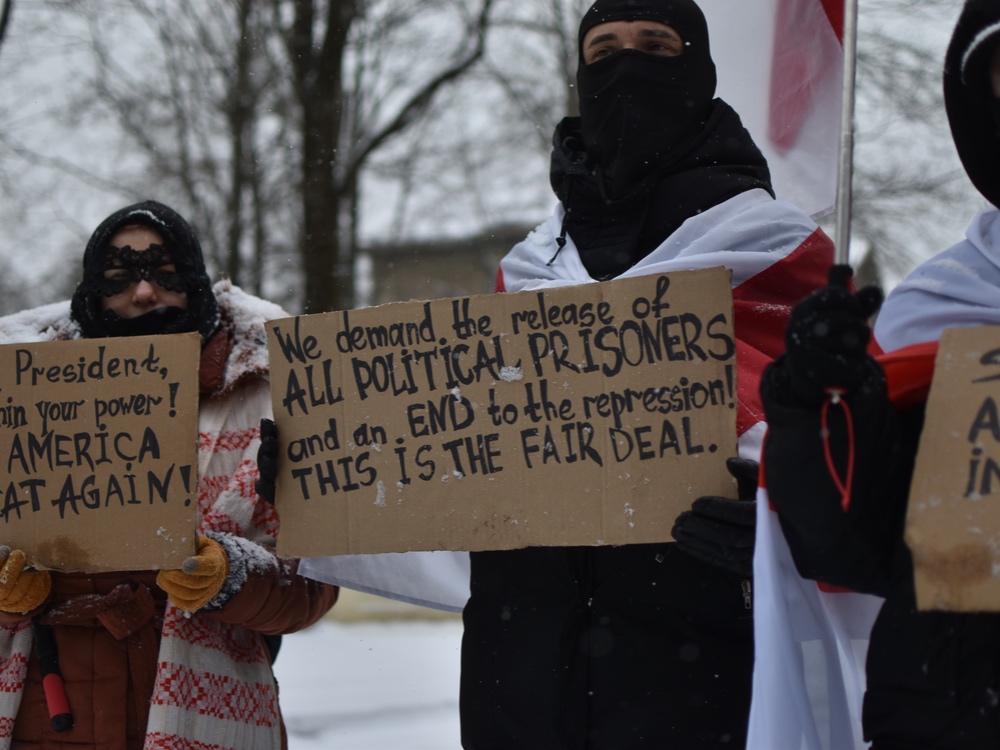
[782,284,884,404]
[671,457,758,578]
[255,418,278,504]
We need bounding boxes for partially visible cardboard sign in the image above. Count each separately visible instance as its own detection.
[0,334,200,572]
[907,326,1000,611]
[269,269,739,557]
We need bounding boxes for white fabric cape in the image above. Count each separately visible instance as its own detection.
[749,491,882,750]
[875,204,1000,351]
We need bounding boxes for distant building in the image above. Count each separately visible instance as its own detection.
[362,224,532,306]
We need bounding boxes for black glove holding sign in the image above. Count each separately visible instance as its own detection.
[671,457,759,578]
[255,418,278,504]
[252,418,284,665]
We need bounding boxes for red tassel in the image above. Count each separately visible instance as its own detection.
[41,674,72,731]
[33,620,73,732]
[821,388,855,511]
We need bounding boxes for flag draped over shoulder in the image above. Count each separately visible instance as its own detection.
[702,0,844,218]
[496,190,834,442]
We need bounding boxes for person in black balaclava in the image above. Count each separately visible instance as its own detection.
[553,0,772,280]
[459,0,834,748]
[759,2,1000,748]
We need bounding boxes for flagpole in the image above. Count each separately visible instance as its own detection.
[832,0,860,277]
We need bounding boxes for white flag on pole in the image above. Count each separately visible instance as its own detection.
[704,0,844,218]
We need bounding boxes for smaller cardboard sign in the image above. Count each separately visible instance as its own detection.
[268,269,739,557]
[0,334,201,572]
[907,326,1000,611]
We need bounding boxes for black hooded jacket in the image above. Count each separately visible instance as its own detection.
[551,99,772,280]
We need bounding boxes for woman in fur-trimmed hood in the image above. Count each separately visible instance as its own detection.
[0,200,338,750]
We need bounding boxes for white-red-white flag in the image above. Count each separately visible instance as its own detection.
[702,0,844,218]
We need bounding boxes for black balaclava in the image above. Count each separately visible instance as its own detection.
[576,0,717,199]
[944,0,1000,208]
[71,200,221,342]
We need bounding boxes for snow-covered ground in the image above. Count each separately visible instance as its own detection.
[275,617,464,749]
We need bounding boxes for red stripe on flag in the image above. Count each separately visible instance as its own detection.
[732,228,834,435]
[820,0,844,42]
[769,0,843,153]
[877,341,938,411]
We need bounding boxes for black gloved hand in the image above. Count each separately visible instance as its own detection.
[782,284,883,404]
[255,418,278,504]
[671,457,758,578]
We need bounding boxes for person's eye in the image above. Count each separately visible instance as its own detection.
[104,269,131,281]
[152,267,185,288]
[646,40,681,55]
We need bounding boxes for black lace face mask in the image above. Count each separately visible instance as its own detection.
[89,244,192,298]
[71,201,222,342]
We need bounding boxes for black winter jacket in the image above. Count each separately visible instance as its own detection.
[460,542,754,750]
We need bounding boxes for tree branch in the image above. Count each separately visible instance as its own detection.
[0,0,12,60]
[340,0,495,189]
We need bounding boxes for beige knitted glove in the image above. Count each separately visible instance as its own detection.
[0,549,51,614]
[157,534,229,612]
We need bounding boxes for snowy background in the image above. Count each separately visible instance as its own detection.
[274,593,464,750]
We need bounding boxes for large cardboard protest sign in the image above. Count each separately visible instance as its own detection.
[0,334,200,572]
[907,326,1000,611]
[269,269,738,557]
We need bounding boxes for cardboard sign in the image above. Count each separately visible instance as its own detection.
[269,269,738,557]
[0,334,200,572]
[907,326,1000,611]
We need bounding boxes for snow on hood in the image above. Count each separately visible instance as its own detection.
[0,300,78,344]
[212,279,289,392]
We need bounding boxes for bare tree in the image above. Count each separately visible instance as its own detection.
[0,0,12,59]
[275,0,497,312]
[846,1,975,288]
[41,0,298,300]
[12,0,498,313]
[0,0,974,316]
